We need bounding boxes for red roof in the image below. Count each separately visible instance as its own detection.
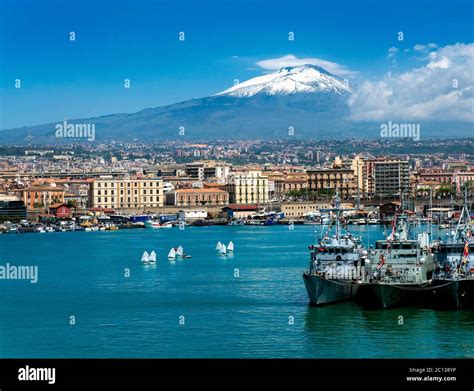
[223,204,259,211]
[49,203,68,209]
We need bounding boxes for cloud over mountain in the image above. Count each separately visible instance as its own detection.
[256,54,357,78]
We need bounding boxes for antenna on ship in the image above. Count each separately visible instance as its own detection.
[429,188,433,241]
[334,188,341,240]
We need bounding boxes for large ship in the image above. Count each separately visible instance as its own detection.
[303,192,369,306]
[354,211,437,309]
[430,195,474,309]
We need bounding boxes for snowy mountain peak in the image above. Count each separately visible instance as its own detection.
[215,64,353,97]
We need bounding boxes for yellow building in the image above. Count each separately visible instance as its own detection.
[306,168,357,199]
[225,170,269,205]
[280,202,331,218]
[90,176,164,209]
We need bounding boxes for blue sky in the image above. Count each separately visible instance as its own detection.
[1,0,473,128]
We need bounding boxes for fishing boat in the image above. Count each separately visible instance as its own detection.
[227,241,234,252]
[168,248,177,261]
[148,250,156,264]
[302,191,368,306]
[145,220,173,228]
[141,251,150,264]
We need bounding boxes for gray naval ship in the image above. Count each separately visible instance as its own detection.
[354,211,436,309]
[303,192,369,306]
[430,196,474,309]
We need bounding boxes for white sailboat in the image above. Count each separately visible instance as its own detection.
[149,250,156,264]
[227,241,234,252]
[176,245,184,258]
[141,250,150,264]
[216,241,222,251]
[219,244,227,256]
[168,248,176,261]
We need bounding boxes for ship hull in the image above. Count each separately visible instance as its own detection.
[355,280,461,309]
[459,278,474,308]
[355,283,409,309]
[427,279,460,309]
[303,273,359,306]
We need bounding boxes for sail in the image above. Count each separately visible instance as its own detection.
[216,241,222,251]
[168,248,176,258]
[227,241,234,251]
[220,244,227,255]
[149,250,156,263]
[177,246,184,257]
[141,251,149,263]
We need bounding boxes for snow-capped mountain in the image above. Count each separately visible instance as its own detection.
[216,64,353,97]
[5,64,465,142]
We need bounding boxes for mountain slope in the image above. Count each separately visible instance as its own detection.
[5,64,464,143]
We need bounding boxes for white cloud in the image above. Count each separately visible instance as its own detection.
[256,54,357,77]
[387,47,399,58]
[349,43,474,122]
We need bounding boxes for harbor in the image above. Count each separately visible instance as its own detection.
[0,222,473,358]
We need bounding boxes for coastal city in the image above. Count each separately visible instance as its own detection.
[0,138,473,231]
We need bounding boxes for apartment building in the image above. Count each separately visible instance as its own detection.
[364,158,409,197]
[168,188,229,206]
[90,176,163,209]
[306,168,357,199]
[225,170,269,205]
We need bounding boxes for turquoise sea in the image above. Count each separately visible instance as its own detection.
[0,224,473,358]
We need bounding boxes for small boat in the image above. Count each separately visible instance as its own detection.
[176,245,191,259]
[216,241,223,251]
[168,248,176,261]
[145,220,173,228]
[219,244,227,256]
[148,250,156,264]
[438,224,450,229]
[227,241,234,252]
[141,251,150,264]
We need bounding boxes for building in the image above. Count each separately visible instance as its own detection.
[22,185,65,210]
[414,169,474,196]
[222,204,259,219]
[0,195,27,221]
[306,168,356,199]
[364,158,409,198]
[185,162,230,182]
[169,188,229,206]
[225,171,269,205]
[334,155,365,195]
[48,203,71,219]
[266,172,308,200]
[280,201,331,219]
[90,176,164,209]
[178,210,208,221]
